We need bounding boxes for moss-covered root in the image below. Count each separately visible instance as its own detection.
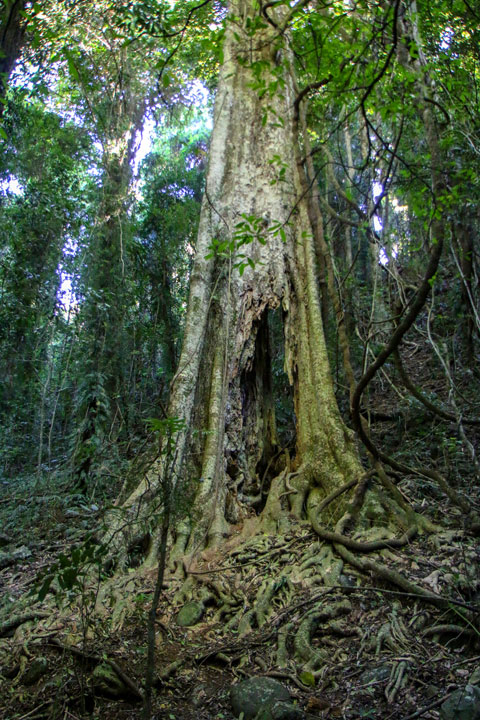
[293,598,352,671]
[276,621,295,668]
[299,544,343,587]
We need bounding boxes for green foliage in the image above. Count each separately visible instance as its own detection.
[33,538,107,603]
[0,0,479,541]
[206,213,288,275]
[0,92,94,473]
[145,417,186,456]
[299,671,315,688]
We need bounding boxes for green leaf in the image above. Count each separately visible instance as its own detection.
[64,49,80,81]
[37,574,54,602]
[60,567,78,590]
[299,671,315,687]
[58,553,70,568]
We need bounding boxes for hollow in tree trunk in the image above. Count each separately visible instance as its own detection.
[113,0,364,566]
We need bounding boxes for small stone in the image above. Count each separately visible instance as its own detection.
[359,665,391,686]
[176,601,204,627]
[22,657,49,686]
[440,685,480,720]
[93,662,128,698]
[13,545,31,560]
[231,677,290,720]
[339,574,356,588]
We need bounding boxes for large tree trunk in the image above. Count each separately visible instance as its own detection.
[71,70,146,488]
[0,0,27,115]
[113,0,362,565]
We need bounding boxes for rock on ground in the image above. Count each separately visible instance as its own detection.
[230,677,291,720]
[176,601,204,627]
[440,685,480,720]
[255,700,306,720]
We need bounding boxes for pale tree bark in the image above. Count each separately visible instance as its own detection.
[110,0,363,566]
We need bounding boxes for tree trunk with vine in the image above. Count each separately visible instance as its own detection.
[112,0,364,566]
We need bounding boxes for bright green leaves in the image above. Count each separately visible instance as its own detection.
[268,154,289,184]
[261,103,285,128]
[232,214,267,274]
[63,48,80,82]
[244,58,286,102]
[234,213,269,246]
[205,237,234,260]
[145,416,186,454]
[205,213,289,276]
[145,416,186,437]
[227,9,268,39]
[299,671,315,688]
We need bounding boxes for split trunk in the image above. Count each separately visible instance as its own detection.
[114,0,363,565]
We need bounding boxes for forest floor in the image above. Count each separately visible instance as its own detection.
[1,350,480,719]
[0,484,479,720]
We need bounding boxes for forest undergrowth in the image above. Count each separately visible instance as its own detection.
[1,344,480,720]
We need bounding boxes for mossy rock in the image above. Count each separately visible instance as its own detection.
[440,685,480,720]
[92,662,128,698]
[176,601,204,627]
[255,700,306,720]
[231,677,290,720]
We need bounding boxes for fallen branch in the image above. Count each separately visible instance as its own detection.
[333,542,464,612]
[156,658,185,682]
[311,520,417,554]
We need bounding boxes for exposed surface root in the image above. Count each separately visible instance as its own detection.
[293,598,352,670]
[2,482,480,719]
